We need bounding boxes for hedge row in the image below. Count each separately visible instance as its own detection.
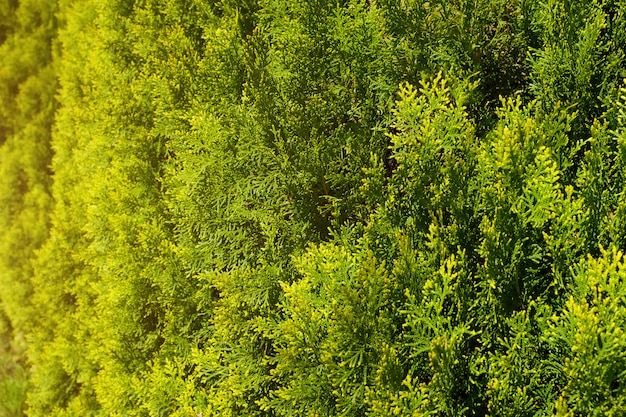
[2,0,626,416]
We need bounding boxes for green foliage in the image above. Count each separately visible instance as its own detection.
[0,311,28,417]
[3,0,626,416]
[530,0,626,137]
[270,242,397,416]
[387,74,478,248]
[0,0,56,415]
[551,248,626,416]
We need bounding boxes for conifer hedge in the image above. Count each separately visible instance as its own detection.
[2,0,626,415]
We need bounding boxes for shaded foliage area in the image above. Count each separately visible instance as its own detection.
[2,0,626,416]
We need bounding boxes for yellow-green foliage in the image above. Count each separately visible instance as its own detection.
[3,0,626,416]
[552,248,626,416]
[0,0,56,415]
